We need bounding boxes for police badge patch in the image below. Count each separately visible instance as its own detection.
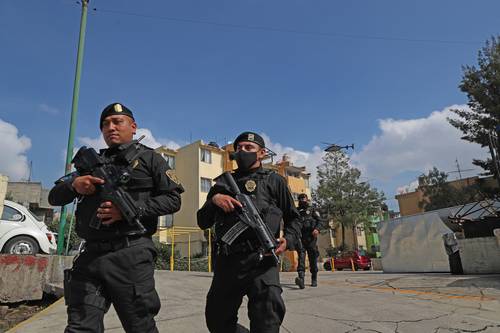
[245,179,257,192]
[165,169,180,184]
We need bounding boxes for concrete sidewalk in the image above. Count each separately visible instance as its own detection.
[8,271,500,333]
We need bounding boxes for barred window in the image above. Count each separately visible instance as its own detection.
[159,214,174,228]
[201,149,212,164]
[201,177,212,193]
[162,154,175,169]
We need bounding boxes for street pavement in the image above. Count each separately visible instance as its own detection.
[8,270,500,333]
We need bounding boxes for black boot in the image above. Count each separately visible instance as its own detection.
[295,271,305,289]
[311,273,318,287]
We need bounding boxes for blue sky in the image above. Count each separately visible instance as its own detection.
[1,0,498,209]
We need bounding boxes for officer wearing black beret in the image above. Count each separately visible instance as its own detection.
[197,131,302,333]
[49,103,184,333]
[295,193,322,289]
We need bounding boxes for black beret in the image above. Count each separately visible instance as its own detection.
[233,131,265,150]
[100,103,135,128]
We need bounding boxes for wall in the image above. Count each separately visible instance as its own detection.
[395,190,425,216]
[164,142,225,257]
[0,175,8,217]
[7,182,42,206]
[173,142,200,229]
[287,176,308,195]
[458,232,500,274]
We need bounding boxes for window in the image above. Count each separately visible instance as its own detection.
[159,214,173,228]
[162,154,175,169]
[201,177,212,193]
[1,206,23,222]
[201,149,212,164]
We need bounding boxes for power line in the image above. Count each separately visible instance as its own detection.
[90,7,480,46]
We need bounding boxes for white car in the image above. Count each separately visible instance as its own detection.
[0,200,57,255]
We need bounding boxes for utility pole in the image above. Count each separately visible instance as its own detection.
[455,158,462,180]
[57,0,89,254]
[28,161,32,182]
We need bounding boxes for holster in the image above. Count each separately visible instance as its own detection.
[63,269,109,311]
[63,268,72,305]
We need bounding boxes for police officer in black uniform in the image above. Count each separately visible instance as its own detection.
[197,131,301,333]
[48,103,183,333]
[295,193,322,289]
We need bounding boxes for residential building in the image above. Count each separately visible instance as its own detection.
[395,175,497,217]
[268,154,311,202]
[364,211,387,257]
[0,174,8,217]
[155,141,229,257]
[154,141,313,261]
[6,181,53,222]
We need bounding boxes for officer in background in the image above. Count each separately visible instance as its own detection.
[49,103,184,333]
[197,131,301,333]
[295,193,322,289]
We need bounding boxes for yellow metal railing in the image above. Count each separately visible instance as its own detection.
[157,226,212,272]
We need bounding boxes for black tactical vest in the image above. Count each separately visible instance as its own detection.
[214,169,283,244]
[75,145,156,241]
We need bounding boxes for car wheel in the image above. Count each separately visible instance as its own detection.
[4,236,40,255]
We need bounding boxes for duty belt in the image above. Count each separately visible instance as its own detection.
[85,235,148,253]
[217,240,258,256]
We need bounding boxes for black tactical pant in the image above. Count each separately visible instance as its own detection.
[297,237,319,274]
[206,252,285,333]
[64,237,161,333]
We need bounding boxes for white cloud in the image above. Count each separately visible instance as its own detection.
[77,128,181,151]
[260,133,325,186]
[0,119,31,181]
[396,180,419,195]
[351,104,489,193]
[38,103,59,115]
[73,106,488,201]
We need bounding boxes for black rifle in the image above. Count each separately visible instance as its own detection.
[71,139,146,235]
[220,172,280,265]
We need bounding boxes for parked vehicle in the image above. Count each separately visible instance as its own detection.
[0,200,57,255]
[323,251,372,271]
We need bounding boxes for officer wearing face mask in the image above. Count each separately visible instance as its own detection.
[197,131,301,333]
[295,193,322,289]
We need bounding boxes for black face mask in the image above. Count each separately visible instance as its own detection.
[232,151,258,170]
[298,201,309,209]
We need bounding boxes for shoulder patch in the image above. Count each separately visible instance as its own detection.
[165,169,180,184]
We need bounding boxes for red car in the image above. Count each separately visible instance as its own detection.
[323,251,372,271]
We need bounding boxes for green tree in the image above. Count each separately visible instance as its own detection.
[418,167,479,211]
[448,36,500,177]
[46,213,82,253]
[314,151,385,250]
